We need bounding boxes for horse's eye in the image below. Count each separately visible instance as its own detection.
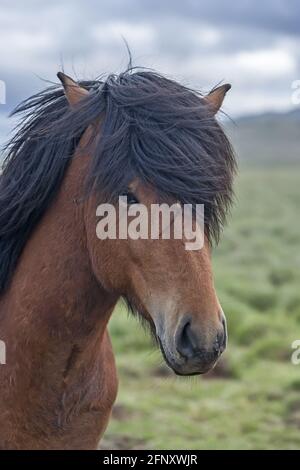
[121,191,139,205]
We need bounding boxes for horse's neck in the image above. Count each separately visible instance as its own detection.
[0,152,118,444]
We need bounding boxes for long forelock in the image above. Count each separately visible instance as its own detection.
[88,69,236,243]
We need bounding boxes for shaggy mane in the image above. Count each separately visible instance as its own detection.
[0,68,236,293]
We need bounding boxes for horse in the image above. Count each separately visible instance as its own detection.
[0,68,236,449]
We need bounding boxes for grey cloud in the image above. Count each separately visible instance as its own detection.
[2,0,300,36]
[0,0,299,120]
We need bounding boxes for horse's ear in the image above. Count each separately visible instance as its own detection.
[204,84,231,114]
[57,72,89,107]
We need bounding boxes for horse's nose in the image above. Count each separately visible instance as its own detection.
[175,316,226,362]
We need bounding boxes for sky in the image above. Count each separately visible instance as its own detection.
[0,0,299,141]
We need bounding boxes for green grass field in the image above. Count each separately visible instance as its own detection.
[102,168,300,450]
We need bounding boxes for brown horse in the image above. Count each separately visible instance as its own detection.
[0,69,235,449]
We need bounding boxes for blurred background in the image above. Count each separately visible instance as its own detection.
[1,0,300,450]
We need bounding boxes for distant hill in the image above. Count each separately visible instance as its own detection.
[225,109,300,166]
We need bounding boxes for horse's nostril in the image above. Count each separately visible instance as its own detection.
[215,332,224,354]
[221,316,227,349]
[175,316,227,363]
[176,320,197,360]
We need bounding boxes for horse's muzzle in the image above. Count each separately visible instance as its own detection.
[158,314,227,376]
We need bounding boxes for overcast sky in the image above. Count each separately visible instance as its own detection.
[0,0,299,140]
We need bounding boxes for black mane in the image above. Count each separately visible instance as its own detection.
[0,68,236,293]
